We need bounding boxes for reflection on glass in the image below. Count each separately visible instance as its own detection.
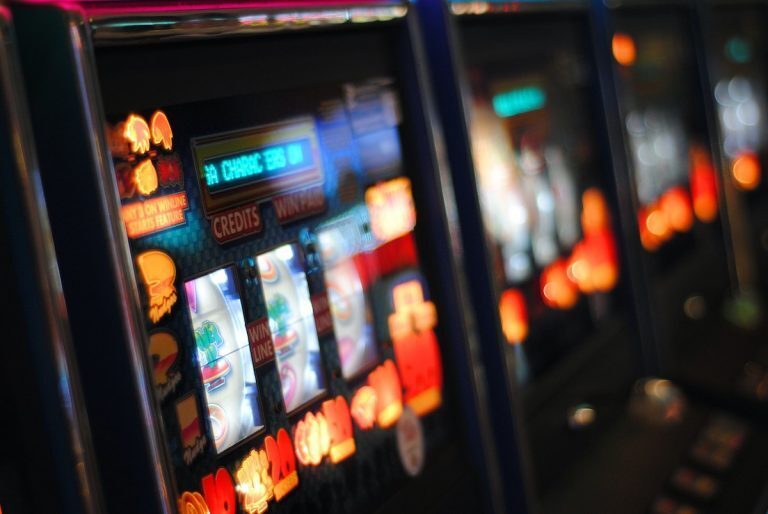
[317,219,378,379]
[185,267,263,453]
[257,243,326,412]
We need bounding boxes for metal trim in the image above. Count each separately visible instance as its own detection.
[449,0,587,15]
[0,7,104,514]
[59,7,177,512]
[87,3,408,44]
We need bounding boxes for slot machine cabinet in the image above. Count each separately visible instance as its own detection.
[0,7,102,514]
[417,0,653,511]
[11,2,504,513]
[700,0,768,404]
[598,0,768,413]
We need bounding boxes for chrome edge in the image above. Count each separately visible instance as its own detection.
[62,8,176,512]
[0,7,103,514]
[89,3,408,44]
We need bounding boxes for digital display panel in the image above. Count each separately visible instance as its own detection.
[193,118,322,216]
[185,267,264,453]
[202,138,314,194]
[317,222,378,379]
[257,243,326,412]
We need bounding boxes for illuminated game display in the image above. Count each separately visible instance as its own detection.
[257,243,326,412]
[185,267,264,453]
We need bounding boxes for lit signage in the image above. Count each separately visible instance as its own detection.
[492,86,546,118]
[263,429,299,501]
[365,178,416,243]
[293,395,356,466]
[203,139,313,194]
[499,288,528,345]
[368,359,403,428]
[236,449,274,513]
[121,191,189,239]
[193,118,322,216]
[201,468,235,514]
[178,491,210,514]
[137,250,178,323]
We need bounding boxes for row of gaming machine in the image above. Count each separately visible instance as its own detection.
[3,0,768,513]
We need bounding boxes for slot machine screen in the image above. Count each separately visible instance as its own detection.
[459,15,625,380]
[94,23,464,512]
[610,9,723,271]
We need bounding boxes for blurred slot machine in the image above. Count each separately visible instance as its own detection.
[11,2,501,513]
[0,7,101,514]
[602,0,768,413]
[418,1,644,512]
[420,0,768,512]
[701,0,768,402]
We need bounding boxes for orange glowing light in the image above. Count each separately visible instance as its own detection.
[690,146,719,223]
[660,187,694,233]
[350,386,377,429]
[121,191,189,239]
[365,177,417,243]
[540,259,579,309]
[151,110,174,150]
[137,250,178,323]
[732,152,761,191]
[612,33,637,66]
[368,359,403,428]
[581,188,611,236]
[178,491,210,514]
[388,279,437,341]
[264,429,299,501]
[499,288,528,345]
[645,204,671,240]
[236,449,273,514]
[201,468,236,514]
[124,114,151,154]
[134,158,159,196]
[294,411,330,467]
[323,396,356,463]
[568,231,619,294]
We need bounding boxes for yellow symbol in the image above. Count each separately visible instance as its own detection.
[134,158,159,196]
[149,331,179,386]
[365,177,417,243]
[178,491,210,514]
[151,110,174,151]
[137,250,178,323]
[124,114,151,154]
[236,449,274,514]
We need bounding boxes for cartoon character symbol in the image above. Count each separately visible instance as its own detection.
[151,110,174,150]
[123,114,151,154]
[137,250,178,323]
[134,158,159,196]
[176,394,203,452]
[195,321,231,392]
[148,331,179,386]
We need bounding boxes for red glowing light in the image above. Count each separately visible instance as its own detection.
[690,146,719,223]
[581,188,611,236]
[499,288,528,345]
[201,468,236,514]
[368,359,403,428]
[540,259,579,309]
[264,429,299,501]
[394,330,443,416]
[569,231,619,294]
[150,110,174,151]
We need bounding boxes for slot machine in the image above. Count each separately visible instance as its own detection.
[0,6,101,514]
[598,0,768,410]
[10,1,505,513]
[700,0,768,404]
[418,0,768,512]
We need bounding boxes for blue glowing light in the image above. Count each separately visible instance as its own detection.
[492,86,547,118]
[203,138,313,194]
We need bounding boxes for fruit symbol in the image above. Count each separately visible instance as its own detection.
[187,271,250,452]
[195,321,231,392]
[137,250,178,323]
[124,114,151,154]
